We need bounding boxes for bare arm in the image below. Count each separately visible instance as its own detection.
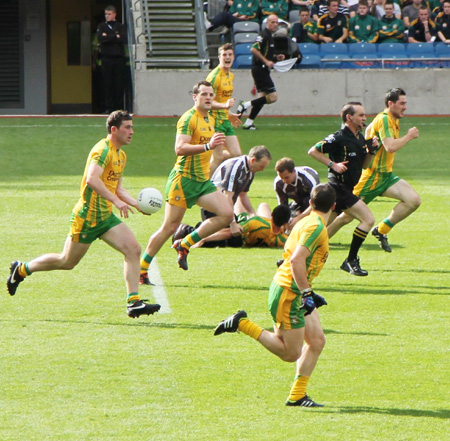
[237,192,255,216]
[175,132,226,156]
[251,46,274,68]
[382,127,419,153]
[308,145,349,174]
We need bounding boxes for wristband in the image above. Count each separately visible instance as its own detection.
[300,288,312,295]
[204,143,210,151]
[328,160,334,168]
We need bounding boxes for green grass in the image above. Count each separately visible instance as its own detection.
[0,116,449,440]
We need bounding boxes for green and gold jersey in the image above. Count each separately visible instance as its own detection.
[73,138,126,224]
[175,107,215,182]
[366,109,399,173]
[273,211,329,294]
[206,66,234,123]
[241,216,288,248]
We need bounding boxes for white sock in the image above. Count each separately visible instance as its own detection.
[244,118,254,127]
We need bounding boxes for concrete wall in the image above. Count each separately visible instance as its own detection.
[134,68,450,116]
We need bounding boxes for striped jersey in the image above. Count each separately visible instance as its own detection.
[241,216,288,248]
[73,138,126,224]
[366,109,399,173]
[206,66,234,123]
[273,211,329,294]
[211,155,254,204]
[175,107,216,182]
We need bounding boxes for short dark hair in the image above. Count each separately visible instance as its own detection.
[248,145,272,161]
[218,43,234,55]
[385,88,406,106]
[384,1,395,6]
[310,183,336,212]
[105,5,116,13]
[328,0,339,6]
[275,157,295,173]
[272,205,291,227]
[341,101,362,123]
[358,0,369,7]
[193,80,213,95]
[106,110,132,134]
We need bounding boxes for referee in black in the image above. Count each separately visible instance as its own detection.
[308,102,378,277]
[97,5,127,113]
[237,15,285,130]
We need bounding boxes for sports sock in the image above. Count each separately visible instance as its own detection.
[249,102,264,120]
[243,118,254,127]
[127,292,140,304]
[348,227,368,261]
[287,375,310,402]
[18,263,30,278]
[181,230,201,249]
[250,96,267,108]
[140,253,153,273]
[378,218,394,235]
[238,318,263,340]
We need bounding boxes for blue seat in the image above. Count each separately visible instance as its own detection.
[349,54,381,69]
[382,54,410,69]
[377,42,406,56]
[320,43,349,56]
[298,43,320,55]
[233,54,253,69]
[434,42,450,55]
[234,43,253,56]
[405,42,435,55]
[409,54,440,68]
[321,53,349,69]
[233,33,258,45]
[232,21,260,35]
[298,54,321,69]
[348,42,377,55]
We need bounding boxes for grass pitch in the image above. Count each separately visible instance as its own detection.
[0,115,449,440]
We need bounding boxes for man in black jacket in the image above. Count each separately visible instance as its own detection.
[97,5,127,113]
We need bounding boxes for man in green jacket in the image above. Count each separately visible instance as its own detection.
[378,1,406,43]
[348,0,379,43]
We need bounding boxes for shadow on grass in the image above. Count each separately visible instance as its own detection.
[318,283,450,296]
[326,405,450,419]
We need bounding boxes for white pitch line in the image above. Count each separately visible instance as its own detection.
[149,259,172,314]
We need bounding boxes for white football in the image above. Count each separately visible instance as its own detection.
[137,187,163,214]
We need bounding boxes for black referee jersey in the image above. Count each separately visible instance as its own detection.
[274,166,320,206]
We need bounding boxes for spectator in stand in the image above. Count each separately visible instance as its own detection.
[291,7,320,42]
[290,0,315,12]
[378,1,406,42]
[403,0,431,28]
[204,0,259,32]
[312,0,350,21]
[317,0,349,42]
[348,0,379,42]
[261,0,290,21]
[430,0,444,18]
[372,0,402,19]
[408,6,437,41]
[435,0,450,42]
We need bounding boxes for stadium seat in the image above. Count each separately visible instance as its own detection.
[232,21,260,35]
[297,54,321,69]
[233,54,253,69]
[348,42,377,55]
[409,54,440,68]
[298,43,320,55]
[377,42,406,56]
[233,33,258,45]
[382,54,410,69]
[289,10,300,23]
[234,43,253,56]
[320,43,349,56]
[405,42,435,55]
[435,42,450,67]
[321,53,349,69]
[349,54,381,69]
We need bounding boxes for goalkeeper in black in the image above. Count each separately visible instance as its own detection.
[308,102,378,276]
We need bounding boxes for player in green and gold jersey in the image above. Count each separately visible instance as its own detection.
[139,81,234,281]
[206,43,243,176]
[6,111,161,319]
[214,183,336,407]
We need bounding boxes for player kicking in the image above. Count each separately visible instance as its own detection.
[6,111,160,319]
[214,183,336,407]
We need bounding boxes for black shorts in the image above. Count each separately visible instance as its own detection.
[328,179,360,214]
[251,66,276,94]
